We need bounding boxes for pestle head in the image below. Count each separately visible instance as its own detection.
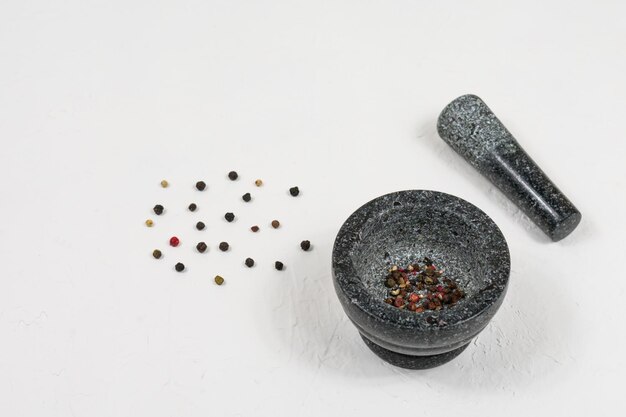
[437,94,581,242]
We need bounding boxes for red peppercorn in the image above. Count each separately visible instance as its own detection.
[436,285,444,292]
[408,293,419,303]
[169,236,180,247]
[394,297,405,307]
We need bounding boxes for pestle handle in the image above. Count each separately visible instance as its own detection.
[437,94,581,241]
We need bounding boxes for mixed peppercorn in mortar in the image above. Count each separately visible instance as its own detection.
[383,257,465,313]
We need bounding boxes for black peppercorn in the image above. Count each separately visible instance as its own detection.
[289,186,299,197]
[242,193,251,202]
[152,249,162,259]
[153,204,164,215]
[175,262,185,272]
[219,242,229,251]
[188,203,197,212]
[196,242,207,253]
[275,261,284,271]
[300,240,311,251]
[245,258,255,268]
[196,221,205,231]
[196,181,206,191]
[228,171,238,181]
[224,212,235,222]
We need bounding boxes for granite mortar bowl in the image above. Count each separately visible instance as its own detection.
[332,190,510,369]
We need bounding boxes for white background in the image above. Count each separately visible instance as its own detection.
[1,1,624,416]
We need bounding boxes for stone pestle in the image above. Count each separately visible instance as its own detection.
[437,94,581,242]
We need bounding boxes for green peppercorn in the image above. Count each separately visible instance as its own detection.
[152,249,162,259]
[196,242,207,253]
[160,180,169,188]
[188,203,197,212]
[219,242,229,251]
[196,221,205,231]
[214,275,224,285]
[300,240,311,251]
[228,171,238,181]
[245,258,254,267]
[224,212,235,222]
[145,219,154,227]
[153,204,164,215]
[275,261,284,271]
[196,181,206,191]
[242,193,251,202]
[175,262,185,272]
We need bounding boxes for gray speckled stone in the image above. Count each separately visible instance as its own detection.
[437,94,581,242]
[332,190,510,369]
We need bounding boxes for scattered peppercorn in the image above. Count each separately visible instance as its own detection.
[214,275,224,285]
[300,240,311,251]
[169,236,180,247]
[175,262,185,272]
[196,242,208,253]
[289,186,300,197]
[160,180,169,188]
[219,242,229,251]
[245,258,255,267]
[251,225,260,232]
[145,219,154,227]
[152,249,162,259]
[271,220,280,229]
[196,181,206,191]
[228,171,238,181]
[224,212,235,222]
[242,193,251,202]
[153,204,164,215]
[382,259,465,314]
[275,261,284,271]
[196,221,205,231]
[188,203,197,212]
[255,179,263,187]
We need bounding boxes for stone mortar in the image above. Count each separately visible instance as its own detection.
[332,190,510,369]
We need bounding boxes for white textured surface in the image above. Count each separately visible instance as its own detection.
[1,1,624,415]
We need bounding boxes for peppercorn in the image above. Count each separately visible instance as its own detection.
[224,212,235,222]
[219,242,229,251]
[255,179,263,187]
[160,180,169,188]
[300,240,311,251]
[214,275,224,285]
[289,186,300,196]
[196,221,205,231]
[152,249,162,259]
[175,262,185,272]
[275,261,284,271]
[145,219,154,227]
[271,220,280,229]
[245,258,255,267]
[242,193,251,202]
[196,181,206,191]
[228,171,238,181]
[169,236,180,247]
[196,242,207,253]
[188,203,197,212]
[250,225,259,232]
[153,204,164,215]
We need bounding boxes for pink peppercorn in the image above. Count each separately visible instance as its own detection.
[169,236,180,247]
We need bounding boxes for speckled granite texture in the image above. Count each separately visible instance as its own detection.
[332,190,510,369]
[437,94,581,241]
